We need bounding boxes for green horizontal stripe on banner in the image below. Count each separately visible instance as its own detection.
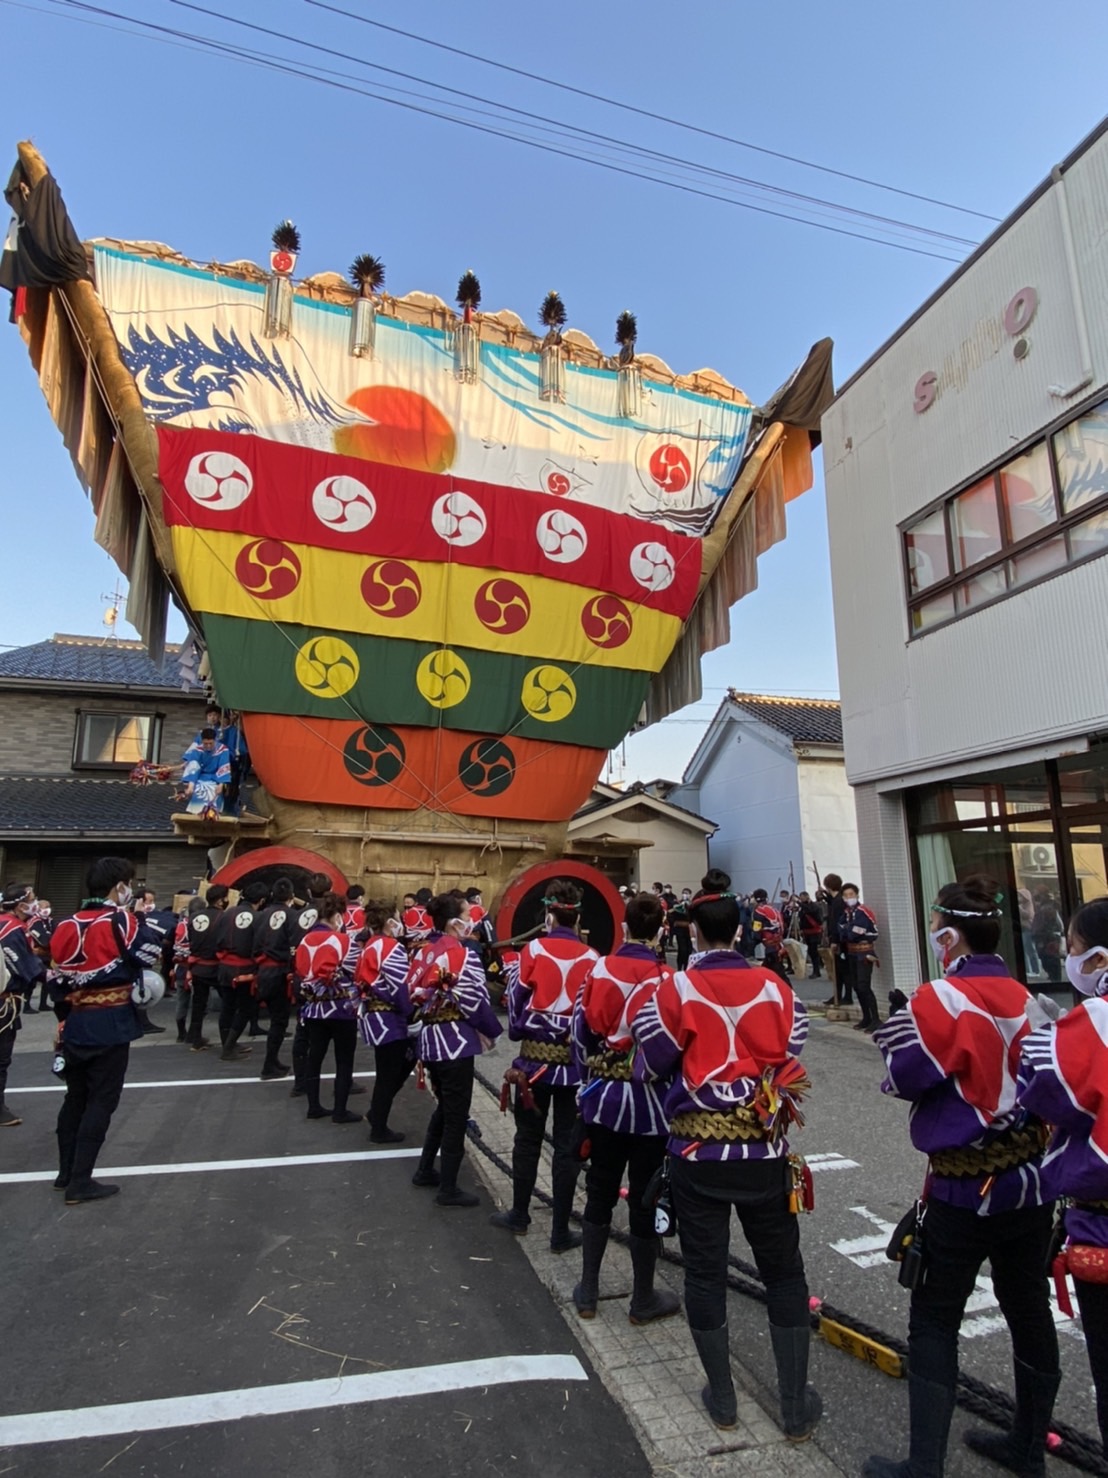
[202,613,648,750]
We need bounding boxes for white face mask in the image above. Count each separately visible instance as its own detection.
[116,883,133,907]
[385,919,402,938]
[842,895,858,908]
[929,927,957,962]
[1066,946,1108,997]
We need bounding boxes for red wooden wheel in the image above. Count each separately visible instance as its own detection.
[495,860,623,956]
[210,845,350,897]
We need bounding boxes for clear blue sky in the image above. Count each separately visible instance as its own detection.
[2,0,1106,781]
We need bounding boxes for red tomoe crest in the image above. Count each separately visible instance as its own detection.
[580,594,633,649]
[474,577,531,635]
[360,559,423,618]
[648,444,692,494]
[234,538,302,599]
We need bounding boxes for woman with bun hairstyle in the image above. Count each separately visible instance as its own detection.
[294,892,362,1125]
[864,875,1058,1478]
[632,868,820,1442]
[1017,896,1108,1451]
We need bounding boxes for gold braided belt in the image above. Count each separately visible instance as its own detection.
[520,1039,572,1066]
[421,1004,463,1025]
[586,1052,634,1081]
[361,998,395,1013]
[670,1106,767,1143]
[929,1121,1050,1179]
[70,985,132,1010]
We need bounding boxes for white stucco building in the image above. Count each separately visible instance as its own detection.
[822,116,1108,991]
[567,781,717,892]
[672,694,860,896]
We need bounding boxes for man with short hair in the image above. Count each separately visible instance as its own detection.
[186,884,229,1050]
[0,882,46,1126]
[50,857,166,1202]
[215,881,268,1060]
[254,878,299,1081]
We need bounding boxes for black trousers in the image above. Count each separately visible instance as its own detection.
[804,936,822,977]
[217,968,255,1041]
[0,1020,16,1106]
[846,953,877,1022]
[669,1154,809,1332]
[834,948,852,1004]
[584,1122,666,1239]
[423,1056,476,1162]
[188,966,218,1044]
[908,1198,1058,1390]
[370,1037,414,1131]
[305,1018,357,1115]
[510,1081,580,1229]
[56,1043,130,1184]
[674,932,692,971]
[1075,1277,1108,1448]
[256,964,291,1064]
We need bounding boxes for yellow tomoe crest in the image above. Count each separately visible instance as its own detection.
[416,648,472,709]
[520,664,577,722]
[294,635,360,698]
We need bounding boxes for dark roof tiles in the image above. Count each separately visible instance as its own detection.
[728,692,842,746]
[0,776,178,836]
[0,635,198,691]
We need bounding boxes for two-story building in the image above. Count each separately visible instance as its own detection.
[0,635,209,912]
[672,693,859,896]
[823,115,1108,991]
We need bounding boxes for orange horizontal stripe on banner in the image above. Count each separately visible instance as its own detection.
[243,714,607,823]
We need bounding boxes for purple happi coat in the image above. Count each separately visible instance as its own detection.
[354,933,412,1047]
[572,943,669,1135]
[504,927,598,1088]
[294,924,360,1021]
[409,933,501,1063]
[873,954,1048,1214]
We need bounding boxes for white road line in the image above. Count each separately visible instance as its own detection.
[0,1354,588,1447]
[0,1148,421,1184]
[806,1153,860,1173]
[8,1071,377,1094]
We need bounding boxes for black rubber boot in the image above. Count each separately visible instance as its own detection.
[304,1071,331,1120]
[963,1359,1060,1478]
[220,1028,250,1062]
[369,1125,405,1144]
[572,1220,610,1319]
[290,1042,308,1097]
[435,1152,479,1207]
[627,1233,682,1325]
[769,1322,823,1442]
[550,1150,582,1253]
[64,1179,120,1205]
[690,1325,738,1429]
[55,1128,76,1190]
[176,1021,187,1043]
[863,1373,957,1478]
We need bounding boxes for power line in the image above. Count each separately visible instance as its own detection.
[38,0,966,261]
[158,0,977,251]
[305,0,1001,225]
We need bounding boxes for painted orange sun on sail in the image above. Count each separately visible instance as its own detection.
[336,386,456,473]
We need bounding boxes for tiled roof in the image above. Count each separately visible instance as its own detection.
[0,776,179,838]
[728,692,842,746]
[0,635,199,690]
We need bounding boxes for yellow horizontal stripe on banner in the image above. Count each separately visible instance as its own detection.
[170,526,681,674]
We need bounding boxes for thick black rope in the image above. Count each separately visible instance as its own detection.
[468,1067,1107,1475]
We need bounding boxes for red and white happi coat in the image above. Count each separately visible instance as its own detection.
[295,925,359,1020]
[572,943,670,1134]
[354,933,411,1047]
[506,928,599,1088]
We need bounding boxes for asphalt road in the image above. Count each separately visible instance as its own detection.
[1,1009,650,1478]
[715,983,1099,1478]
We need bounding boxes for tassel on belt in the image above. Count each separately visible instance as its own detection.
[929,1122,1049,1178]
[520,1039,571,1066]
[670,1106,767,1142]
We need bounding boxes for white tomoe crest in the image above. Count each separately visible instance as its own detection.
[192,914,209,932]
[184,451,253,510]
[629,541,676,592]
[268,909,287,931]
[234,910,254,930]
[298,908,318,931]
[311,474,377,532]
[431,491,487,547]
[535,509,588,564]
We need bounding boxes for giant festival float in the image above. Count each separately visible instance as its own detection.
[2,142,832,949]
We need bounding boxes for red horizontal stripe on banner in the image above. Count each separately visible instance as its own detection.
[243,713,607,822]
[158,426,701,620]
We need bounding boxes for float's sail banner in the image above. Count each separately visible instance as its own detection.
[172,528,680,673]
[243,713,607,819]
[157,426,702,620]
[205,614,649,751]
[96,246,751,536]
